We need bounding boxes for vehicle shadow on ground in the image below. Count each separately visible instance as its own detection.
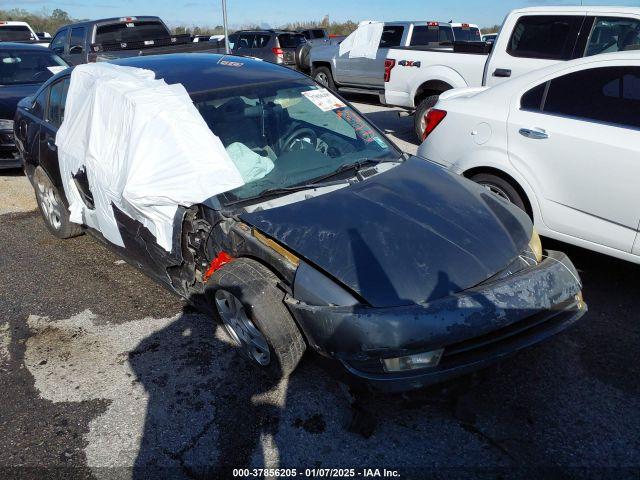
[129,305,285,479]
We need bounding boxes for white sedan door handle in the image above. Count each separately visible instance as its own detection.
[519,128,548,140]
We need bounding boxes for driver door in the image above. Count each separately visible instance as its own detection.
[66,26,86,66]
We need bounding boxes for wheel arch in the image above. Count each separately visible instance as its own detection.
[411,67,467,106]
[463,166,534,219]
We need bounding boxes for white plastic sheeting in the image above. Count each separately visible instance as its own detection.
[56,63,245,252]
[338,21,384,59]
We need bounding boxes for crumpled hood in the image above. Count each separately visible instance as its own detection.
[0,84,40,121]
[241,157,532,307]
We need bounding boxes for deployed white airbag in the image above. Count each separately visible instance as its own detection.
[56,63,245,252]
[225,142,274,183]
[338,21,384,59]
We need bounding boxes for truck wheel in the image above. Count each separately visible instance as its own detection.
[414,95,440,142]
[33,166,83,239]
[470,173,527,212]
[206,258,306,378]
[313,66,336,91]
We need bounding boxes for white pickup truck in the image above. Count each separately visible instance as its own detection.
[310,21,454,95]
[0,21,41,43]
[383,6,640,140]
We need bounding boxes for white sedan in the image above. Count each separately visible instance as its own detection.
[417,51,640,264]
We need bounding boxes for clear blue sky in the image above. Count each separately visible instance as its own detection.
[11,0,640,29]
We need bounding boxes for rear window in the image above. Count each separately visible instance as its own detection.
[95,20,170,44]
[278,33,306,48]
[453,26,481,42]
[0,50,67,86]
[379,26,404,48]
[0,25,36,42]
[507,15,583,60]
[410,26,454,46]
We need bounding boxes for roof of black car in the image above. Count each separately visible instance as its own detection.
[111,53,307,94]
[0,42,53,52]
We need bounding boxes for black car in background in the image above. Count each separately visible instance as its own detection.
[14,54,586,392]
[0,43,67,169]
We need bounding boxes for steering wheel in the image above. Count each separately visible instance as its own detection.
[281,127,318,152]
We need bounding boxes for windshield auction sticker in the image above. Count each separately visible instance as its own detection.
[302,88,346,112]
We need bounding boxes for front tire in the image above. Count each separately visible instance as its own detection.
[33,166,83,239]
[413,95,441,142]
[312,66,336,91]
[207,258,306,378]
[470,173,527,213]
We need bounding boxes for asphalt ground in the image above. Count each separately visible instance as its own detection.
[0,97,638,479]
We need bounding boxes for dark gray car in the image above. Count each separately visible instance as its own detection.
[229,30,306,67]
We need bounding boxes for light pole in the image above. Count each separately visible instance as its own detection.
[222,0,230,54]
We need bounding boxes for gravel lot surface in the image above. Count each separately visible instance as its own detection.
[0,98,638,479]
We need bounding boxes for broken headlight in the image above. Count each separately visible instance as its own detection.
[527,228,543,263]
[293,261,358,307]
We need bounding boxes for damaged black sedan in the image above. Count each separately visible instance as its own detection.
[14,54,587,392]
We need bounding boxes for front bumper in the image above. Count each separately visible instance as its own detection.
[0,129,20,170]
[286,250,587,393]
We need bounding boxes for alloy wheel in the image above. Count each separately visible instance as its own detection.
[315,72,329,87]
[214,290,271,366]
[36,179,63,230]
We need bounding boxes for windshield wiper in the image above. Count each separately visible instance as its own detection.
[226,179,349,206]
[304,158,388,185]
[226,157,401,207]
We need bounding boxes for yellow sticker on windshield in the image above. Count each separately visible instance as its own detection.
[302,88,346,112]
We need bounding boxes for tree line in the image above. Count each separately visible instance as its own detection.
[0,8,78,34]
[1,8,497,36]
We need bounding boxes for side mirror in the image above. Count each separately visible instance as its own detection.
[69,45,83,55]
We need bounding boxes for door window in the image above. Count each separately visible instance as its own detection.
[46,78,70,129]
[507,15,584,60]
[31,90,48,118]
[50,29,68,55]
[69,27,85,54]
[540,66,640,128]
[520,82,547,111]
[277,33,305,48]
[254,34,271,48]
[237,34,255,48]
[379,26,404,48]
[585,17,640,56]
